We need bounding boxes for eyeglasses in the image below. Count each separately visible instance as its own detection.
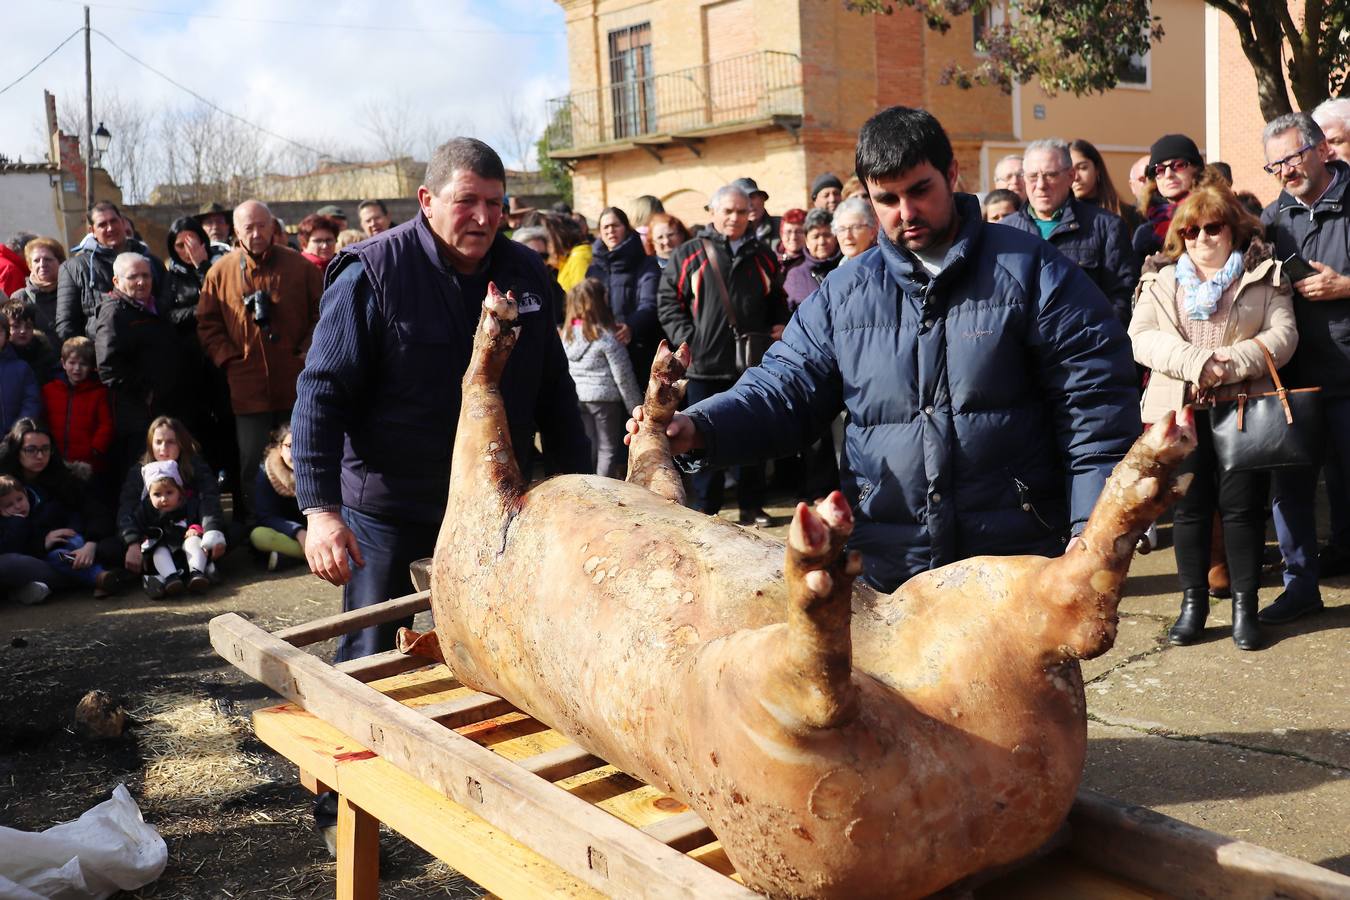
[21,445,52,456]
[1148,159,1194,178]
[1024,169,1067,183]
[832,223,874,235]
[1177,222,1227,241]
[1263,143,1315,175]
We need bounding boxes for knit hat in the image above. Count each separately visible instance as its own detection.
[142,459,183,489]
[1149,134,1203,168]
[811,173,844,200]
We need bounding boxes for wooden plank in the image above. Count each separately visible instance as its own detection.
[1068,789,1350,900]
[408,558,432,592]
[213,613,753,899]
[254,704,604,899]
[419,692,517,729]
[336,794,380,900]
[519,744,605,782]
[642,812,716,854]
[336,649,436,683]
[274,591,431,647]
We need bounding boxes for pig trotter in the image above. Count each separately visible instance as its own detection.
[396,627,447,665]
[626,341,691,503]
[775,491,862,731]
[465,281,521,388]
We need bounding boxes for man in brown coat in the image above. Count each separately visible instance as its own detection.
[197,199,321,514]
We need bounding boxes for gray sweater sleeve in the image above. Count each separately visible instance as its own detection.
[604,334,643,412]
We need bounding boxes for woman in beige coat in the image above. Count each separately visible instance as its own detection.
[1129,185,1296,651]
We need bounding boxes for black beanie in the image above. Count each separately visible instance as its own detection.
[1149,134,1203,168]
[811,172,844,200]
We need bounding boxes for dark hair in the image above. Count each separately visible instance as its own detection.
[598,207,631,232]
[87,200,123,224]
[7,233,36,255]
[297,214,340,245]
[1235,190,1264,218]
[856,106,954,184]
[551,201,573,215]
[424,138,506,195]
[1067,139,1128,217]
[2,300,35,325]
[140,416,202,485]
[0,418,63,480]
[982,189,1021,210]
[265,421,293,456]
[803,208,833,232]
[357,199,388,215]
[166,216,211,267]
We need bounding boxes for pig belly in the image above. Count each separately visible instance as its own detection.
[431,474,790,790]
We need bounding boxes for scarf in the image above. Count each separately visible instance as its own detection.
[1148,198,1177,242]
[1176,250,1244,320]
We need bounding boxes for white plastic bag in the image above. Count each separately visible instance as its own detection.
[0,784,167,899]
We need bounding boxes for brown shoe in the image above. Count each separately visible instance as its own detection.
[187,573,210,594]
[93,569,120,599]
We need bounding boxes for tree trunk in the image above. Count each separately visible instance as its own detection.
[1210,1,1294,122]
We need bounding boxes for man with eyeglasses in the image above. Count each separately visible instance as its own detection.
[198,200,322,516]
[992,154,1026,200]
[633,107,1138,592]
[1260,111,1350,623]
[1000,139,1138,325]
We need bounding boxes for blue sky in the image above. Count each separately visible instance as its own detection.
[0,0,570,173]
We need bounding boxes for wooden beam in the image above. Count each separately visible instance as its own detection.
[519,744,604,782]
[274,591,431,647]
[641,811,716,854]
[336,650,437,683]
[1068,789,1350,898]
[336,795,380,900]
[211,613,752,899]
[419,692,517,729]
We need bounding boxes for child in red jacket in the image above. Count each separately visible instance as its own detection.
[41,337,114,474]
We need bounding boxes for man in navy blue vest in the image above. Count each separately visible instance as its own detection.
[293,138,590,662]
[629,107,1139,592]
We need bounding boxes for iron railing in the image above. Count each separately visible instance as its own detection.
[546,50,803,154]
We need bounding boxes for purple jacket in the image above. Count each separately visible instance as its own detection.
[784,251,842,312]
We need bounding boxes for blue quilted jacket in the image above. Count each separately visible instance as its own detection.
[683,193,1141,591]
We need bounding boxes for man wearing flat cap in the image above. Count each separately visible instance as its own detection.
[194,201,234,250]
[732,176,779,247]
[315,205,348,232]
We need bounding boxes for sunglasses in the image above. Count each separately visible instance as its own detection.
[1147,159,1193,179]
[1177,222,1227,241]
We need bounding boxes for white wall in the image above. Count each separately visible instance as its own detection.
[0,172,61,239]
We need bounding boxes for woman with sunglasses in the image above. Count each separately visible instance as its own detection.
[1133,134,1209,262]
[1129,184,1297,651]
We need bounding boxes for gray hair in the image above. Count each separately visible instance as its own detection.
[1312,97,1350,131]
[511,225,548,247]
[834,196,876,228]
[708,184,749,211]
[995,153,1023,167]
[1024,138,1071,169]
[425,137,505,196]
[804,207,833,232]
[112,252,151,279]
[1262,112,1324,149]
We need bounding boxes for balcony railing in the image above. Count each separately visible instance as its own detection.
[546,50,803,156]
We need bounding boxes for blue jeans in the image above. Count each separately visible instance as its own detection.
[45,535,106,587]
[336,507,440,663]
[1271,394,1350,601]
[684,378,766,515]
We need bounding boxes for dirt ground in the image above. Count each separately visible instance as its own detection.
[1,508,1345,899]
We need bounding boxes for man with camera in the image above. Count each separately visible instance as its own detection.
[197,199,322,514]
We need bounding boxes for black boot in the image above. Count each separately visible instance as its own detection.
[1231,591,1263,651]
[1168,588,1210,645]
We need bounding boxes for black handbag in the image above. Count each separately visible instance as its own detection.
[1209,338,1323,473]
[702,240,773,372]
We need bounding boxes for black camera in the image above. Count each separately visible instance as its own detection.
[243,289,272,328]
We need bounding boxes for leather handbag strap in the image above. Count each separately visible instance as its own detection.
[1252,337,1294,425]
[701,239,740,334]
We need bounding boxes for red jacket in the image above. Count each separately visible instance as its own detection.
[0,245,27,297]
[42,375,115,472]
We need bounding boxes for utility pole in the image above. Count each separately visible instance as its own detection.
[84,5,94,212]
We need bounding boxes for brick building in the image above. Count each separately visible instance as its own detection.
[547,0,1209,224]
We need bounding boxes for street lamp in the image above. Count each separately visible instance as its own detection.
[92,122,111,166]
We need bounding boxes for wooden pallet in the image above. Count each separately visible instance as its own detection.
[210,587,1350,900]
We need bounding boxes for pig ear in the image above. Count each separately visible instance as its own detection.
[654,339,671,361]
[676,342,692,367]
[674,378,688,404]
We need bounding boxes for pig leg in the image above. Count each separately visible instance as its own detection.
[1040,408,1198,660]
[448,282,527,513]
[767,491,864,731]
[626,341,691,504]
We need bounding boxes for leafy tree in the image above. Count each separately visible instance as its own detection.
[538,108,574,206]
[846,0,1348,121]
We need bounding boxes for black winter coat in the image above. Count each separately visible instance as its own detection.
[56,237,167,341]
[1262,160,1350,396]
[94,291,183,431]
[585,233,661,345]
[656,229,787,380]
